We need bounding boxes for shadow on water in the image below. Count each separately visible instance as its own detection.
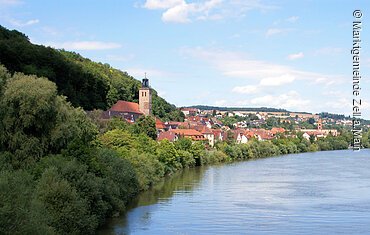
[98,166,208,234]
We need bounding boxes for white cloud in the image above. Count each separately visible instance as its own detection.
[144,0,184,9]
[0,0,22,6]
[287,52,304,60]
[260,74,295,86]
[273,16,299,25]
[265,28,291,37]
[324,98,351,110]
[214,99,227,106]
[250,91,311,110]
[158,90,167,97]
[162,2,193,23]
[286,16,299,23]
[313,47,343,56]
[182,47,343,86]
[232,85,258,94]
[8,18,39,27]
[125,68,170,79]
[143,0,275,23]
[46,41,122,50]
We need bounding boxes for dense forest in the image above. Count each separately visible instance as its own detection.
[0,25,183,121]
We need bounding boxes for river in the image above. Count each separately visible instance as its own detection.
[99,149,370,235]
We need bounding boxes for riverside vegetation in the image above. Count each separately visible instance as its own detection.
[1,26,370,234]
[1,65,366,234]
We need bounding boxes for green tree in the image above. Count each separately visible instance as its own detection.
[0,170,53,234]
[0,73,97,169]
[133,115,157,140]
[34,167,96,234]
[156,139,181,173]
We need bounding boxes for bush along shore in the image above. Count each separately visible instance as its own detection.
[0,67,362,234]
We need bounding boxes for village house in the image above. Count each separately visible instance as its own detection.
[169,129,207,141]
[300,119,339,140]
[155,118,167,132]
[235,130,249,144]
[157,131,178,142]
[181,108,199,116]
[200,126,215,147]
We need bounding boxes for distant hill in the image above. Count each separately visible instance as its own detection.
[0,25,183,121]
[188,105,291,113]
[318,112,350,120]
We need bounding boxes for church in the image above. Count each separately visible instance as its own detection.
[102,76,152,122]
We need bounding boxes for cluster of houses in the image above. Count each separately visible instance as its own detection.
[101,78,341,147]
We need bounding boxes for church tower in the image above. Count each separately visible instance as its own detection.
[139,74,152,116]
[317,119,323,131]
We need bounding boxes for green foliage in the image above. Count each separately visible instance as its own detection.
[201,150,230,165]
[363,130,370,148]
[93,148,139,211]
[0,170,53,234]
[124,151,164,190]
[189,142,206,166]
[133,115,157,140]
[316,136,348,151]
[177,150,196,168]
[0,72,97,169]
[157,139,181,173]
[99,129,165,190]
[35,167,96,234]
[0,70,144,233]
[0,64,10,95]
[174,137,193,151]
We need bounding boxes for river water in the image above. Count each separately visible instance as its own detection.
[99,149,370,235]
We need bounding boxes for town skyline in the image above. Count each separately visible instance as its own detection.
[1,0,369,118]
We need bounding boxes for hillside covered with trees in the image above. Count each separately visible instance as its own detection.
[0,25,183,121]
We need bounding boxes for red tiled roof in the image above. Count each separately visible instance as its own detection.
[212,129,222,136]
[155,117,166,129]
[304,131,324,136]
[271,127,286,134]
[181,108,198,112]
[109,100,142,114]
[170,129,206,141]
[201,126,214,135]
[178,122,190,129]
[157,131,177,142]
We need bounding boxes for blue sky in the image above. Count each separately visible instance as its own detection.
[0,0,369,118]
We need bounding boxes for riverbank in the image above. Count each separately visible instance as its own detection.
[99,149,370,234]
[96,123,352,231]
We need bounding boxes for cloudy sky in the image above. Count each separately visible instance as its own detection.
[0,0,369,118]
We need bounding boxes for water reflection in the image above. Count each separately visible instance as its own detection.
[100,150,370,235]
[99,166,208,234]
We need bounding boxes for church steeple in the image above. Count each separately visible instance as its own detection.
[139,73,152,116]
[142,72,149,88]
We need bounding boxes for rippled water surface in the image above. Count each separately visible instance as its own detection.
[100,150,370,235]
